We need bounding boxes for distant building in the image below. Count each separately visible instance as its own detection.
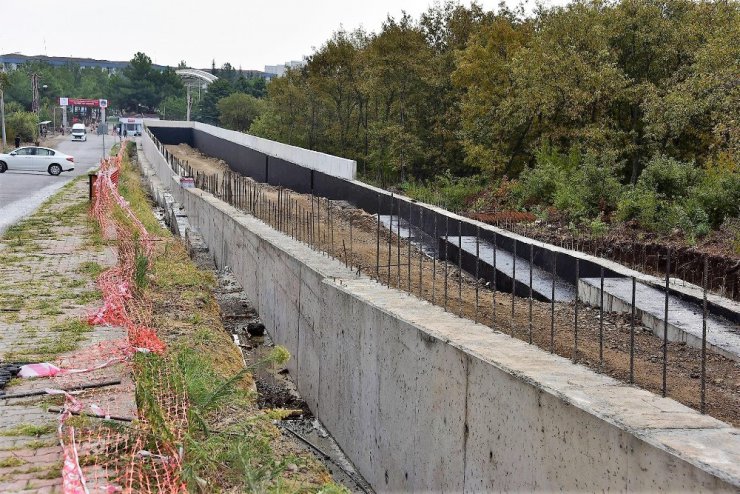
[0,53,168,74]
[264,60,305,78]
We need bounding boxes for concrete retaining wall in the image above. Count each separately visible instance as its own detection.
[146,120,357,180]
[145,121,739,324]
[140,134,740,492]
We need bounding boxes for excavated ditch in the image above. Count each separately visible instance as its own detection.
[187,234,372,493]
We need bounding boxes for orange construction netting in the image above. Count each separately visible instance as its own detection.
[27,142,188,493]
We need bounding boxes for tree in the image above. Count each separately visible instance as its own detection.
[5,111,38,143]
[453,15,532,175]
[159,95,188,120]
[249,70,313,147]
[198,79,234,124]
[109,52,184,113]
[218,93,263,131]
[251,0,738,208]
[234,76,267,98]
[305,29,366,157]
[363,14,435,180]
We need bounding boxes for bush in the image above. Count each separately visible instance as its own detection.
[218,93,263,132]
[5,111,38,144]
[514,145,577,206]
[514,146,621,221]
[637,155,701,200]
[402,171,484,212]
[616,155,724,239]
[616,186,659,228]
[692,167,740,228]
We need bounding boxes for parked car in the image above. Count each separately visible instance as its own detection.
[71,123,87,141]
[0,146,75,176]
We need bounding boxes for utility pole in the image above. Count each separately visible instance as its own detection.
[1,71,9,149]
[0,89,6,149]
[186,84,191,121]
[31,73,40,113]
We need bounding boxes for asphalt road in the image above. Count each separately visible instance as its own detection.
[0,133,114,235]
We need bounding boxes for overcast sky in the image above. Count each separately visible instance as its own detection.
[2,0,568,71]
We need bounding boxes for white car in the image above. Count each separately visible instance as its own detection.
[0,146,75,176]
[71,123,87,142]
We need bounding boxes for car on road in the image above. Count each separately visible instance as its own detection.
[0,146,75,176]
[71,123,87,142]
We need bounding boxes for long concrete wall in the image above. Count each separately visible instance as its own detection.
[140,134,740,492]
[145,121,739,324]
[146,120,357,180]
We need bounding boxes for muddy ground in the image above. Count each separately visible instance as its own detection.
[166,144,740,426]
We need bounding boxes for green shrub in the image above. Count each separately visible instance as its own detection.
[616,155,719,239]
[515,146,621,222]
[5,111,38,144]
[402,171,484,212]
[638,155,701,200]
[589,216,609,237]
[692,168,740,227]
[514,145,578,206]
[617,186,659,228]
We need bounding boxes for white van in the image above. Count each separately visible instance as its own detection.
[71,123,87,142]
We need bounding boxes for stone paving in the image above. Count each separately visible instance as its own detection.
[0,178,134,493]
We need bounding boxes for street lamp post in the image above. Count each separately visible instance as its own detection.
[37,84,48,143]
[0,87,6,149]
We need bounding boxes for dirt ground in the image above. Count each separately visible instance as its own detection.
[165,143,231,176]
[165,145,740,426]
[469,212,740,301]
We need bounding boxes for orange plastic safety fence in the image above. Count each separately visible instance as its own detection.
[50,142,187,493]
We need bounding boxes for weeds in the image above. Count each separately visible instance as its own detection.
[0,424,55,437]
[104,145,344,492]
[0,457,26,468]
[78,261,104,279]
[134,241,149,293]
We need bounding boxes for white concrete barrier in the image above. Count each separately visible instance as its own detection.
[140,134,740,492]
[145,120,357,180]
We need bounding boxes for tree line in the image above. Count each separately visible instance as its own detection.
[0,52,266,142]
[1,0,736,242]
[247,0,738,241]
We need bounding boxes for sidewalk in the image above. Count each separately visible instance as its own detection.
[0,177,134,493]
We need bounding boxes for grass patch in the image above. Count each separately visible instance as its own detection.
[133,346,301,492]
[152,243,215,290]
[51,318,91,336]
[5,318,91,361]
[78,261,104,279]
[0,424,55,437]
[0,457,26,468]
[0,439,56,452]
[73,289,102,305]
[91,145,345,492]
[117,155,168,237]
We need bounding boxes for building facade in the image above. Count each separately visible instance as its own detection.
[0,53,167,73]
